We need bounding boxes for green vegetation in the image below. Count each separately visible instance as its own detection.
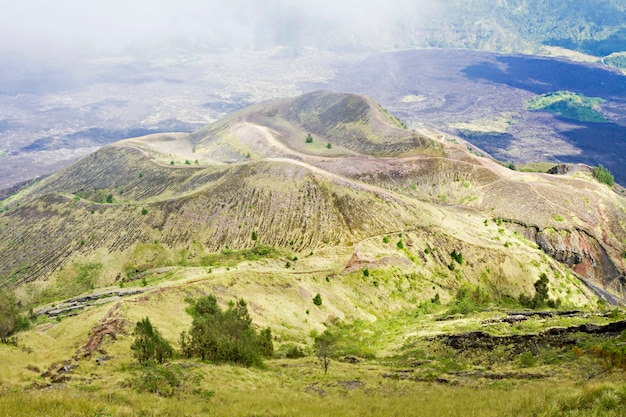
[326,142,332,149]
[0,290,29,343]
[131,317,173,365]
[305,133,313,143]
[519,273,560,309]
[180,295,271,367]
[313,293,323,306]
[141,207,148,215]
[593,164,615,186]
[526,91,610,123]
[314,329,337,374]
[605,53,626,70]
[450,249,463,265]
[447,286,491,315]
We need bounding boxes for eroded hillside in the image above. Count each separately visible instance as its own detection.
[0,90,625,311]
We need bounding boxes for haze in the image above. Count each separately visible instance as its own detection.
[1,0,434,54]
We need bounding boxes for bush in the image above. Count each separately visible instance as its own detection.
[450,249,463,265]
[284,344,307,359]
[130,364,182,397]
[447,286,491,315]
[593,164,615,186]
[313,293,323,306]
[305,133,313,143]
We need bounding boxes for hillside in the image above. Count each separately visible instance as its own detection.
[2,91,626,414]
[2,91,624,300]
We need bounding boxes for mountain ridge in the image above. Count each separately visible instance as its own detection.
[0,91,624,309]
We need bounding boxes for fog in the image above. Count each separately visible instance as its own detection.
[0,0,438,55]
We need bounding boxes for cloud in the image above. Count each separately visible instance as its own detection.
[0,0,436,54]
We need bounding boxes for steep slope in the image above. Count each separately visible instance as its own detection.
[0,91,625,310]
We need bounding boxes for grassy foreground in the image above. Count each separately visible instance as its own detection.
[2,358,625,417]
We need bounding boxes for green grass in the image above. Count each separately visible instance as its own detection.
[526,91,610,123]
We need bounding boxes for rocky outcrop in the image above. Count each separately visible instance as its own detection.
[504,220,625,299]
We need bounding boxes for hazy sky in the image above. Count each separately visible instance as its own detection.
[0,0,434,54]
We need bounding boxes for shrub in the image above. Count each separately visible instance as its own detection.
[326,143,332,149]
[130,364,182,397]
[313,293,323,306]
[363,268,370,277]
[396,240,404,249]
[450,249,463,265]
[285,344,307,359]
[382,236,390,244]
[251,231,257,241]
[305,133,313,143]
[141,208,148,215]
[447,286,491,315]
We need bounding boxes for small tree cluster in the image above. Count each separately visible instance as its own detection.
[131,317,173,365]
[593,164,615,186]
[180,295,272,367]
[0,290,29,344]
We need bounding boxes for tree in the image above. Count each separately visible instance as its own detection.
[0,290,28,344]
[305,133,313,143]
[131,317,173,365]
[326,142,332,149]
[259,327,274,357]
[251,231,258,241]
[314,330,337,374]
[519,273,551,309]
